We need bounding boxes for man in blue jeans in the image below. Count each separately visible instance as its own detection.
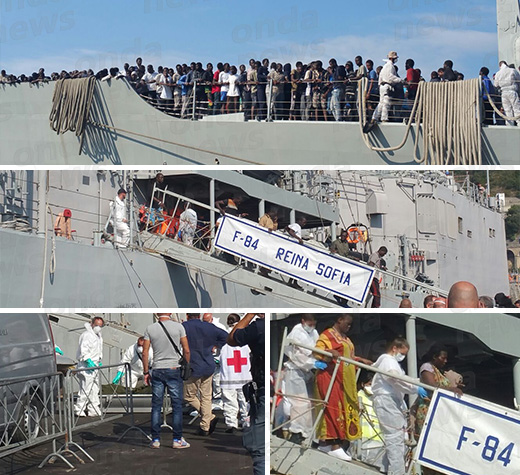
[227,313,265,475]
[143,313,191,449]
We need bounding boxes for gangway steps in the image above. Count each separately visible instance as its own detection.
[140,232,341,308]
[271,436,381,475]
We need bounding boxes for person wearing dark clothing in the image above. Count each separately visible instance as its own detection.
[442,60,457,82]
[227,313,265,475]
[256,62,268,121]
[183,313,228,436]
[148,173,166,209]
[480,67,496,125]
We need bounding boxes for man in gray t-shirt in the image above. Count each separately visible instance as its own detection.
[144,318,186,369]
[143,314,191,449]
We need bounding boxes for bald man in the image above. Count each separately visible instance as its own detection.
[447,281,479,308]
[399,298,413,308]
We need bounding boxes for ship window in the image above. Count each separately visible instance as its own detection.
[467,230,472,238]
[82,175,90,186]
[370,214,383,229]
[458,217,463,234]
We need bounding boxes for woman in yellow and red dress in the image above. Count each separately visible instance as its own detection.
[314,314,372,461]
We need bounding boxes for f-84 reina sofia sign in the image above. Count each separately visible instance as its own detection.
[214,215,375,304]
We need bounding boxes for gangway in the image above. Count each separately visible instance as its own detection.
[140,230,342,308]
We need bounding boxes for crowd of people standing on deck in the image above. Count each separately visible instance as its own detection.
[2,53,519,125]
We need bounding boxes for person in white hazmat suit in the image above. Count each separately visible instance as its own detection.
[178,201,198,246]
[75,317,105,417]
[112,188,130,247]
[283,314,320,442]
[112,337,154,389]
[371,337,428,475]
[219,313,252,433]
[365,51,404,130]
[494,61,520,126]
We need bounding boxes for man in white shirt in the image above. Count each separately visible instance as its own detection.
[178,202,197,246]
[285,216,307,289]
[365,51,404,130]
[494,61,520,126]
[155,68,173,109]
[219,63,231,110]
[142,64,158,102]
[112,188,130,248]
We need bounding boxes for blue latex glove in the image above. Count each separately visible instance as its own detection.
[417,387,428,398]
[55,346,64,356]
[85,358,97,368]
[314,361,328,371]
[112,371,123,385]
[98,362,102,367]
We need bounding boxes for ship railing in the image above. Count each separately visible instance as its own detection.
[128,76,517,126]
[271,328,435,470]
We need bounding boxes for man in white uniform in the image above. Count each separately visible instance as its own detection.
[75,317,104,417]
[365,51,404,131]
[283,314,320,442]
[494,61,520,126]
[112,188,130,248]
[178,202,198,246]
[285,216,307,289]
[371,337,427,475]
[112,337,153,389]
[219,313,251,433]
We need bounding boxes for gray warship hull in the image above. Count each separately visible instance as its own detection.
[1,80,519,167]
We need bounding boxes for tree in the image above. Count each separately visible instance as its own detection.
[505,205,520,241]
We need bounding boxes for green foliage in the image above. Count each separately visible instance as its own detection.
[455,171,520,198]
[505,205,520,241]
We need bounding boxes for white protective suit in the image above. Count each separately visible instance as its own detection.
[178,207,198,246]
[283,323,319,438]
[112,195,129,247]
[371,353,417,475]
[373,59,404,122]
[494,63,520,126]
[117,343,153,389]
[219,341,251,429]
[75,323,103,416]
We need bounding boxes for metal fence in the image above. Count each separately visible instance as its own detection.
[0,363,150,470]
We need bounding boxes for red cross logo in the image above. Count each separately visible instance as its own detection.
[227,350,248,372]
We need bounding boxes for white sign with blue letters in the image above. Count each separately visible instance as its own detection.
[416,389,520,475]
[214,215,375,303]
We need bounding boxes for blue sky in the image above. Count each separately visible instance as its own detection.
[0,0,501,77]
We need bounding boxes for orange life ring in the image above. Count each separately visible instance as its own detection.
[347,227,362,244]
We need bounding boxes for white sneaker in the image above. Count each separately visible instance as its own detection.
[317,445,332,454]
[329,448,352,462]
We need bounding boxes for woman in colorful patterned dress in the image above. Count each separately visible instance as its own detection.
[314,314,372,461]
[413,344,464,475]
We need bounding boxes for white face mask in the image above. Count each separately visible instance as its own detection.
[92,325,102,335]
[303,324,315,334]
[137,346,143,354]
[363,386,374,396]
[394,352,406,362]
